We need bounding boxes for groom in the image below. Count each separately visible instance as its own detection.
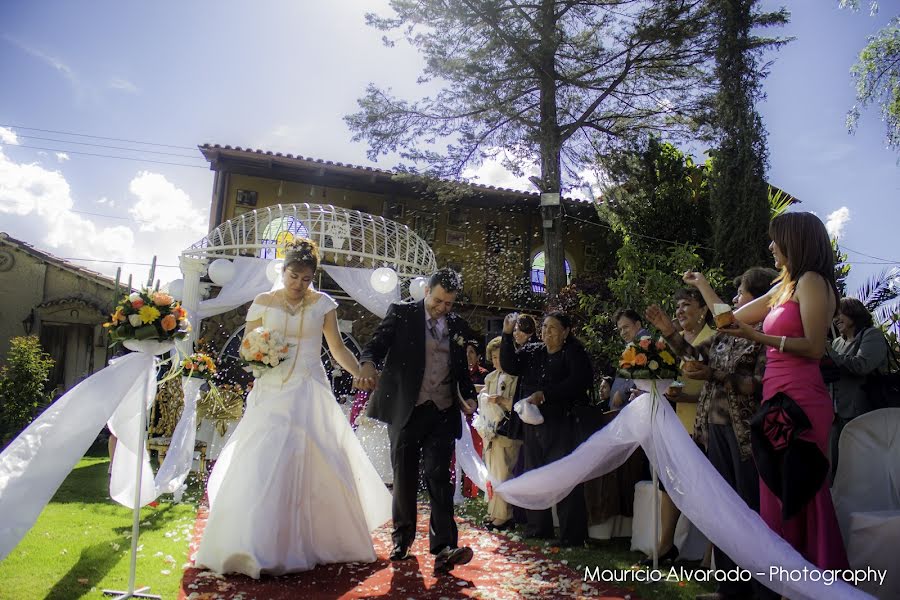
[357,268,478,574]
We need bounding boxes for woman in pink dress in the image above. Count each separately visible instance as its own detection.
[686,211,848,571]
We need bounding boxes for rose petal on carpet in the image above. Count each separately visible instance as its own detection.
[179,502,641,599]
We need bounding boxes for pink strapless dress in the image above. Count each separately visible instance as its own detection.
[761,301,848,569]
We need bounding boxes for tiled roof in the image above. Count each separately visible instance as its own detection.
[198,144,591,204]
[0,232,120,291]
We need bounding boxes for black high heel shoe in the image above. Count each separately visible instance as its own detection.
[637,546,678,567]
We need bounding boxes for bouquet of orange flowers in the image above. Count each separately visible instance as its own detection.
[104,289,190,344]
[617,335,678,379]
[181,352,216,381]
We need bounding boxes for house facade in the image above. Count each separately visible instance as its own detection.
[197,144,613,351]
[0,233,118,395]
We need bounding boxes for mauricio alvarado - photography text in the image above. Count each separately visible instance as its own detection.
[584,565,887,587]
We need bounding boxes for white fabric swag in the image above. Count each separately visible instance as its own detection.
[485,391,872,600]
[0,353,153,560]
[197,257,398,320]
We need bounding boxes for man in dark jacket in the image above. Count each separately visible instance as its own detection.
[357,268,478,574]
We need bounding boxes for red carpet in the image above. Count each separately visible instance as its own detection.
[179,503,641,599]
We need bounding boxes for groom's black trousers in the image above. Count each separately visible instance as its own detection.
[390,402,457,554]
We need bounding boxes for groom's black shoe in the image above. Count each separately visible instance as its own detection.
[389,546,413,561]
[433,546,474,574]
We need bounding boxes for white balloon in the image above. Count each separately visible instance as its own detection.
[370,267,398,294]
[409,276,427,301]
[166,279,184,301]
[207,259,235,286]
[266,259,284,283]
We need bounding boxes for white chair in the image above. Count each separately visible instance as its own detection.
[832,407,900,599]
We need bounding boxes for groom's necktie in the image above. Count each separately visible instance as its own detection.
[428,318,439,341]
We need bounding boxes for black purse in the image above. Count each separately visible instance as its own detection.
[862,333,900,410]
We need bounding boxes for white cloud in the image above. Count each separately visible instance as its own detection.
[55,152,69,162]
[109,78,139,94]
[0,127,19,145]
[128,171,207,235]
[97,196,115,208]
[0,149,201,287]
[462,149,539,191]
[825,206,851,239]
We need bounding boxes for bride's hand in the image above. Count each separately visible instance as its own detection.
[355,362,379,391]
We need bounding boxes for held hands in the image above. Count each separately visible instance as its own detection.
[645,304,676,337]
[354,362,379,391]
[503,312,518,334]
[460,397,477,415]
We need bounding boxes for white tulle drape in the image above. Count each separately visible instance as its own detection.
[0,353,154,560]
[197,258,399,321]
[197,256,273,319]
[321,265,398,318]
[491,391,872,600]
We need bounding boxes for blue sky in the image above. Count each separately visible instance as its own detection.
[0,0,897,295]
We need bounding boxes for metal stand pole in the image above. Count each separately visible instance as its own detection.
[104,361,162,600]
[650,383,659,571]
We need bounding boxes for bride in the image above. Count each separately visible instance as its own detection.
[195,239,392,577]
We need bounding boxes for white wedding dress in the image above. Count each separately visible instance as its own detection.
[195,293,392,578]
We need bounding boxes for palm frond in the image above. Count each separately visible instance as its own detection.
[854,268,900,317]
[768,186,792,219]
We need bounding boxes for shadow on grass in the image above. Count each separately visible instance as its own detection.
[42,503,184,599]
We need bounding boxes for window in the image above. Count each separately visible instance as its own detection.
[236,189,258,207]
[530,251,571,293]
[259,216,311,259]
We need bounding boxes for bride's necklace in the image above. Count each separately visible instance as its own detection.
[282,293,306,315]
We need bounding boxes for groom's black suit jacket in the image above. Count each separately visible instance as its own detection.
[361,300,478,441]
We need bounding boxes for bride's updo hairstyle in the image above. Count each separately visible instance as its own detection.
[283,238,320,273]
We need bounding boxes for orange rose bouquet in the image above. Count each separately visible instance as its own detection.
[617,335,678,380]
[104,289,190,344]
[181,352,217,381]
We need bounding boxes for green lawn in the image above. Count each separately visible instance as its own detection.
[0,446,202,600]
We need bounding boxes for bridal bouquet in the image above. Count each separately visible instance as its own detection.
[104,289,190,344]
[240,327,291,378]
[617,335,678,380]
[181,352,217,381]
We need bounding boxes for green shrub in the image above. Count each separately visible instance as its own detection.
[0,336,55,446]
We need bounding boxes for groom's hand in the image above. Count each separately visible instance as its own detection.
[460,397,477,415]
[355,362,379,391]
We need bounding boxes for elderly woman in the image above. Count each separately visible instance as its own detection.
[826,297,888,478]
[646,267,776,599]
[476,336,522,530]
[500,311,592,547]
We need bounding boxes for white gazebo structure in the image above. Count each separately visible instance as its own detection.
[176,203,437,350]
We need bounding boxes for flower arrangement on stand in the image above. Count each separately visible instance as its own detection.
[239,327,291,378]
[104,290,190,346]
[617,335,678,381]
[181,353,217,382]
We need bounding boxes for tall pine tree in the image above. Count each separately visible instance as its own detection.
[708,0,789,277]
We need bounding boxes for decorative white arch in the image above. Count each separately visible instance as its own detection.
[182,202,436,276]
[176,203,437,350]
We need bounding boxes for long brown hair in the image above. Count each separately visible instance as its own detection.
[768,212,838,310]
